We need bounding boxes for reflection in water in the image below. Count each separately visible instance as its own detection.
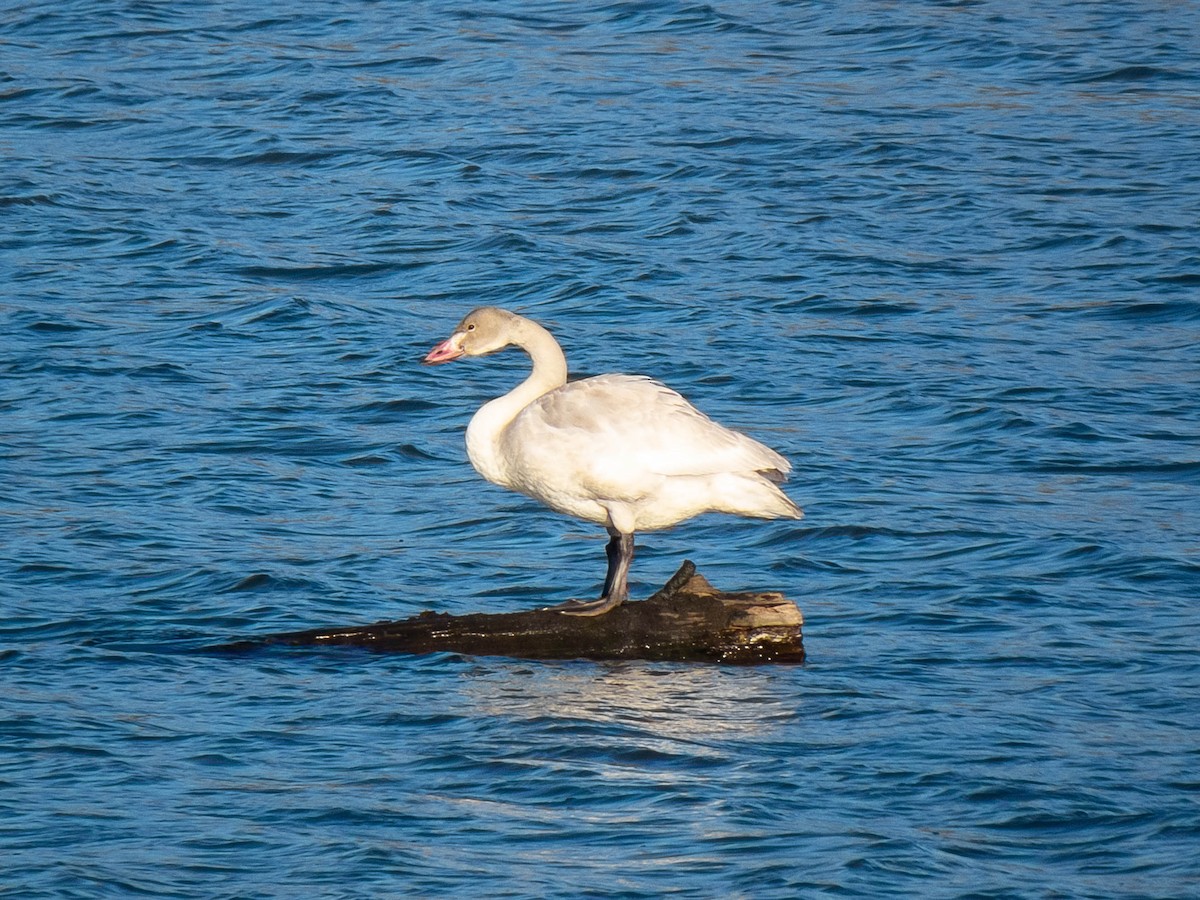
[461,661,799,744]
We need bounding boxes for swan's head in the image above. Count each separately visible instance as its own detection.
[423,306,521,364]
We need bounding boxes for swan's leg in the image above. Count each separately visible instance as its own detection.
[544,529,634,616]
[601,528,624,598]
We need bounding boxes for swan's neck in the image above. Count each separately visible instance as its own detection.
[465,317,567,488]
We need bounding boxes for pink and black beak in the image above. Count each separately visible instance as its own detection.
[423,332,466,365]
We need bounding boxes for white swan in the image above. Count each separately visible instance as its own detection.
[424,307,802,616]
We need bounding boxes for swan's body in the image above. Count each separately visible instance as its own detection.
[424,307,802,615]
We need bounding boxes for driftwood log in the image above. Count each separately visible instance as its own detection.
[209,561,804,664]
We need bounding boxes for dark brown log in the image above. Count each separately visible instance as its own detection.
[209,561,804,664]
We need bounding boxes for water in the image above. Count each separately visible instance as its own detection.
[3,1,1198,896]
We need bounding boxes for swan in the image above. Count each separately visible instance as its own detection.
[423,307,802,616]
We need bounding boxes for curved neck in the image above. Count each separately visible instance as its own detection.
[508,315,568,403]
[465,315,567,487]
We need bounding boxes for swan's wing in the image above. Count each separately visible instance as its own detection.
[506,375,790,499]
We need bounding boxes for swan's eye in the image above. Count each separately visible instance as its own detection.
[467,323,476,331]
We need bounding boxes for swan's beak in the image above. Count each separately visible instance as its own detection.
[423,333,465,365]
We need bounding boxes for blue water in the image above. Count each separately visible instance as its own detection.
[3,1,1199,896]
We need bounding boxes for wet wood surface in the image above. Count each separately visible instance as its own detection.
[210,561,805,664]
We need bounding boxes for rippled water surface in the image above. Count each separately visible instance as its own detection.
[3,1,1199,896]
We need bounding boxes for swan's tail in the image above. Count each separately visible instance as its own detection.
[717,472,804,520]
